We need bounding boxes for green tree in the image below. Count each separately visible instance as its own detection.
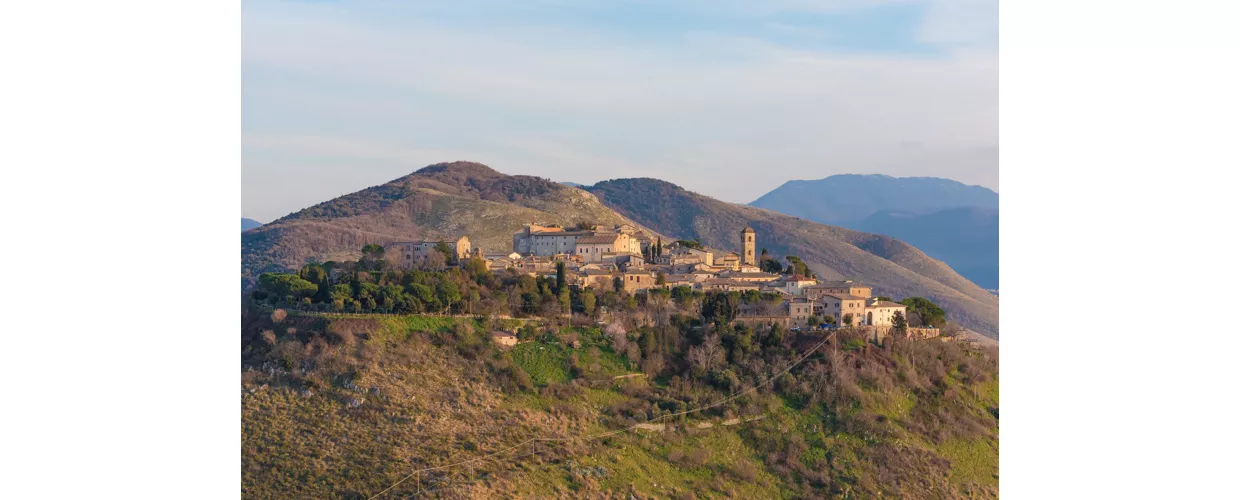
[613,276,624,293]
[581,289,596,317]
[463,257,490,281]
[892,311,908,331]
[555,261,566,293]
[899,297,947,327]
[784,256,813,277]
[361,244,385,259]
[875,296,893,302]
[434,240,454,264]
[558,287,571,314]
[656,271,667,286]
[438,281,461,314]
[760,258,784,274]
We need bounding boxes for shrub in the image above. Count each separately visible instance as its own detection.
[271,309,287,323]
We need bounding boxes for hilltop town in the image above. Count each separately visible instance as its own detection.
[381,222,949,344]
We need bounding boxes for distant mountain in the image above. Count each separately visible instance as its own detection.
[749,174,999,289]
[750,174,998,225]
[854,207,999,289]
[242,218,263,232]
[587,178,999,337]
[559,181,588,188]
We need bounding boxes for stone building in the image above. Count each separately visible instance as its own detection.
[385,236,472,268]
[575,233,639,263]
[512,224,590,256]
[817,293,868,326]
[788,298,813,327]
[805,280,873,301]
[741,226,756,266]
[863,298,908,327]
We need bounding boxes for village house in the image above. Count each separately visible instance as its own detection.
[775,274,818,296]
[817,293,868,326]
[788,298,814,327]
[574,233,639,262]
[385,236,472,268]
[622,270,657,293]
[716,252,741,271]
[512,224,590,256]
[490,330,518,348]
[700,278,760,292]
[862,297,908,327]
[805,280,873,301]
[718,270,781,283]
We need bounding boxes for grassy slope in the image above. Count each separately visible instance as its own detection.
[586,178,1000,337]
[242,316,998,499]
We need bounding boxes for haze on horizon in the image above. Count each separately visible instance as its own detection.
[242,0,997,223]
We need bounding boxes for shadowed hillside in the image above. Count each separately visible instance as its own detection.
[241,162,662,290]
[750,174,998,225]
[749,174,1000,290]
[587,178,1000,337]
[855,208,999,289]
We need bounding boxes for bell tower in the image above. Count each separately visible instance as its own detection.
[741,226,756,266]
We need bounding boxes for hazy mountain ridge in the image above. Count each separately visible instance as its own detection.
[241,218,262,232]
[585,178,999,337]
[750,174,998,224]
[855,207,999,290]
[749,174,999,289]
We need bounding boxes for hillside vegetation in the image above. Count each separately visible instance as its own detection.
[586,179,1000,337]
[241,309,998,499]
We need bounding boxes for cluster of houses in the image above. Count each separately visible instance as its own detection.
[385,223,923,333]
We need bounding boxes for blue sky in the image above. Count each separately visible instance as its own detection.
[242,0,997,222]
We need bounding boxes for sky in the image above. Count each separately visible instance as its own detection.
[242,0,998,222]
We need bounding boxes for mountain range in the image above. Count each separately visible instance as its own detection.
[241,163,999,337]
[749,175,999,289]
[241,218,263,232]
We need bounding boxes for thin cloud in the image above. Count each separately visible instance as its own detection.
[242,0,997,218]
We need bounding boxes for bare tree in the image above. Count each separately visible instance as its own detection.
[688,334,726,376]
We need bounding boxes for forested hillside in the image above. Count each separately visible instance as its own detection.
[242,311,998,498]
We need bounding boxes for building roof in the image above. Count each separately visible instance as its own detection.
[575,234,624,245]
[867,301,906,309]
[741,226,755,233]
[490,330,517,339]
[703,278,758,287]
[721,271,779,279]
[820,293,865,301]
[784,274,815,282]
[810,280,870,289]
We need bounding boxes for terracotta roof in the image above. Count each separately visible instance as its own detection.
[741,226,755,233]
[820,293,865,301]
[867,301,906,309]
[576,234,623,245]
[810,280,869,289]
[785,274,815,282]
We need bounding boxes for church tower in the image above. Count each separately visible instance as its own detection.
[741,226,756,266]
